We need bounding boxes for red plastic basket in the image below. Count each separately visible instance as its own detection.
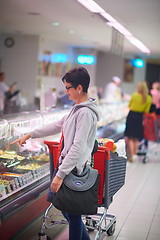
[143,113,157,141]
[44,141,60,175]
[93,146,110,205]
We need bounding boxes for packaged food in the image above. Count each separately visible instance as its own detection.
[98,138,116,152]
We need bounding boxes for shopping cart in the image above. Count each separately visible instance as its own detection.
[38,141,127,240]
[137,113,160,163]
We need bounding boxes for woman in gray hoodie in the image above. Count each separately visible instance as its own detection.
[12,67,101,240]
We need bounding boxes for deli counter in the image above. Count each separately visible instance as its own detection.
[0,102,128,239]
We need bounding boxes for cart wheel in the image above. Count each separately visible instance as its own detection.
[38,233,51,240]
[86,217,96,231]
[142,156,147,164]
[47,237,52,240]
[107,221,116,236]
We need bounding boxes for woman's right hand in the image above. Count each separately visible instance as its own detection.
[10,133,31,146]
[51,175,63,193]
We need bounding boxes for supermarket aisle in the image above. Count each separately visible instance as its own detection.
[56,158,160,240]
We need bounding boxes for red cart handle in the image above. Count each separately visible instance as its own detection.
[44,140,59,153]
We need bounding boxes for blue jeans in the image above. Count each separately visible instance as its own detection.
[62,211,90,240]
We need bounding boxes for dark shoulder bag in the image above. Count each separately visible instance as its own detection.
[51,166,99,215]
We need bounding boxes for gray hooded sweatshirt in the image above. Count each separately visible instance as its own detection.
[30,98,101,179]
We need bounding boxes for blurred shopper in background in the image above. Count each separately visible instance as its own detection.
[0,72,10,114]
[0,72,20,115]
[124,81,152,162]
[97,87,103,100]
[104,76,122,103]
[88,86,99,103]
[150,81,160,115]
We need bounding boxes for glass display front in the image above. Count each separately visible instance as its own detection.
[0,112,50,201]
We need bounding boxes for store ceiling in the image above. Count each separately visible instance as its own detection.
[1,0,160,58]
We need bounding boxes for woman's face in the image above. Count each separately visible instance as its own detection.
[64,81,80,101]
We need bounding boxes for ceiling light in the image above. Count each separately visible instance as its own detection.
[77,0,104,13]
[51,22,60,26]
[107,22,132,37]
[126,36,151,54]
[76,0,151,54]
[69,30,75,34]
[100,12,116,23]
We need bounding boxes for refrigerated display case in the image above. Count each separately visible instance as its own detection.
[0,112,51,240]
[0,101,128,239]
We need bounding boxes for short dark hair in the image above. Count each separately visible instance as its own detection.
[62,67,90,93]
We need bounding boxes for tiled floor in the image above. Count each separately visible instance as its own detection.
[56,156,160,240]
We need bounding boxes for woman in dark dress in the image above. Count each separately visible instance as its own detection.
[125,81,152,162]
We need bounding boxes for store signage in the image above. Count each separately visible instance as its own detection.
[77,55,96,65]
[131,59,144,68]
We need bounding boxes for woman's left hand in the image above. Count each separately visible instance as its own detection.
[51,175,63,193]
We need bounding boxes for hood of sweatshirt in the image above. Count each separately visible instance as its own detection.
[71,98,101,122]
